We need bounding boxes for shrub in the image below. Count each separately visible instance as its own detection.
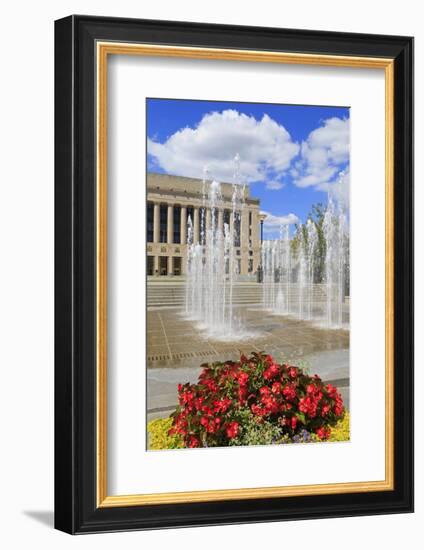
[326,411,350,442]
[147,411,349,450]
[147,417,184,450]
[169,352,345,448]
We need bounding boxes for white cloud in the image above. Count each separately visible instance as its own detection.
[265,180,285,190]
[261,210,299,233]
[148,109,299,185]
[317,168,350,207]
[294,117,350,191]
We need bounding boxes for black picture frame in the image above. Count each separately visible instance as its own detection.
[55,14,414,534]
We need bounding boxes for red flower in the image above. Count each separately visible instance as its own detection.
[288,367,298,378]
[202,378,217,392]
[321,403,331,417]
[200,416,209,428]
[316,427,331,441]
[282,383,296,401]
[333,397,344,416]
[264,364,280,380]
[213,397,231,414]
[188,435,200,448]
[237,371,249,386]
[201,405,213,416]
[251,404,266,416]
[238,386,248,404]
[200,415,221,434]
[170,353,346,449]
[194,396,204,409]
[271,381,282,394]
[261,395,279,414]
[299,396,318,418]
[226,421,239,439]
[326,383,338,397]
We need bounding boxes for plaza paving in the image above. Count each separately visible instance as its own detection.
[147,306,350,420]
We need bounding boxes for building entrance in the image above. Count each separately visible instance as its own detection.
[159,256,168,276]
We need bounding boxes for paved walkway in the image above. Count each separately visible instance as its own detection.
[147,306,350,420]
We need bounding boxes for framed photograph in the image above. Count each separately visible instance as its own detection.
[54,15,414,534]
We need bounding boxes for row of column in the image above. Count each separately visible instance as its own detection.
[152,203,188,245]
[152,203,253,246]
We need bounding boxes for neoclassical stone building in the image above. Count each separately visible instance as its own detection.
[146,172,261,277]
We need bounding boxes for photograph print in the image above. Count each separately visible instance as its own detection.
[146,98,350,450]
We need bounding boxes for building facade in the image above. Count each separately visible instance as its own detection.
[146,172,261,277]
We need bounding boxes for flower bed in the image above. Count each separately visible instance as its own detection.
[149,353,348,450]
[148,412,350,450]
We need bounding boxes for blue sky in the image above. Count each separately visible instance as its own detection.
[147,98,350,238]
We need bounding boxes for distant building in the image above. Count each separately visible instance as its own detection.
[146,172,261,276]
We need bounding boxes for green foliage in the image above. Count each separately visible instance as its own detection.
[168,353,345,448]
[310,411,350,443]
[148,411,350,450]
[147,417,184,450]
[327,411,350,442]
[228,408,282,447]
[292,202,327,283]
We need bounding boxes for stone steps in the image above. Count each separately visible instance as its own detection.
[147,283,336,307]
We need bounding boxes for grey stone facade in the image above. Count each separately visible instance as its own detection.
[146,172,261,276]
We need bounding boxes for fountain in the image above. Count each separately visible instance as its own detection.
[305,219,318,321]
[184,154,348,334]
[184,157,246,339]
[322,192,348,328]
[261,190,348,329]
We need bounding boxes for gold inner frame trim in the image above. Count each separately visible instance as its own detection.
[96,41,395,508]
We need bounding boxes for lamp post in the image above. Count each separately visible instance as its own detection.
[259,213,267,244]
[257,213,267,283]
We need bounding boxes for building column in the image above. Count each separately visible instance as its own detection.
[167,203,173,244]
[252,209,260,273]
[240,208,249,275]
[181,206,187,244]
[168,256,173,276]
[193,207,200,244]
[182,249,187,276]
[153,255,159,276]
[153,203,160,243]
[218,209,223,234]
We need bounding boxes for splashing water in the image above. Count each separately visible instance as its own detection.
[322,193,348,328]
[184,156,248,339]
[261,192,348,329]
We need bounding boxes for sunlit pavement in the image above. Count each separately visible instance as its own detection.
[147,306,349,420]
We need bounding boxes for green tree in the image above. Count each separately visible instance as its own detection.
[291,203,326,283]
[309,203,326,284]
[291,202,350,290]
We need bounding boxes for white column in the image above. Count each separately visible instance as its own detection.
[218,209,223,234]
[240,208,249,275]
[167,256,173,276]
[252,208,260,273]
[153,203,160,243]
[230,211,235,245]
